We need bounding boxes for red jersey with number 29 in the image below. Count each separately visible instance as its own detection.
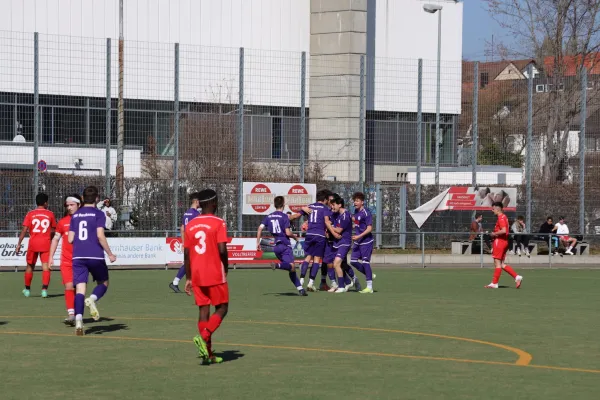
[23,209,56,252]
[184,214,228,287]
[494,213,509,242]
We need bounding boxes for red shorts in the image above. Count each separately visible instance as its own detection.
[193,283,229,307]
[559,235,571,242]
[26,251,50,266]
[492,239,509,261]
[60,262,73,285]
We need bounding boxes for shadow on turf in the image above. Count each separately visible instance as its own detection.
[46,294,64,299]
[263,292,303,297]
[85,323,129,335]
[83,317,114,324]
[0,321,7,326]
[213,350,245,363]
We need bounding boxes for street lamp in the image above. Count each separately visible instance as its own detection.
[423,3,443,187]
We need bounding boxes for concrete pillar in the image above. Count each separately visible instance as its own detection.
[309,0,366,181]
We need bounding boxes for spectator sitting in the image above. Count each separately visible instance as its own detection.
[469,213,491,253]
[511,215,530,257]
[553,216,577,255]
[97,197,118,236]
[539,216,559,253]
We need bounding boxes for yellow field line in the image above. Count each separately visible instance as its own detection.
[0,314,533,366]
[0,330,598,375]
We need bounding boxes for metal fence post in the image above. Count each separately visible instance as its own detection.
[375,183,382,248]
[421,232,425,268]
[400,185,407,249]
[472,61,479,186]
[359,55,365,191]
[480,232,484,268]
[105,38,111,197]
[116,0,125,208]
[526,64,533,230]
[33,32,39,201]
[300,51,306,183]
[237,47,245,233]
[580,67,587,235]
[173,43,180,232]
[416,59,423,249]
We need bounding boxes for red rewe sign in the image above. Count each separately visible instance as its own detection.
[287,184,311,212]
[247,184,272,213]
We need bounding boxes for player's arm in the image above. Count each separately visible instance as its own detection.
[256,224,265,251]
[48,232,62,269]
[285,227,298,240]
[325,216,341,239]
[68,231,75,244]
[15,225,28,253]
[288,212,303,221]
[218,242,229,276]
[180,224,185,244]
[97,227,117,263]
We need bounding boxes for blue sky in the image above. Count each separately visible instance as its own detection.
[462,1,516,60]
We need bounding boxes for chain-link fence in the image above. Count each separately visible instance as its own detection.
[1,31,599,252]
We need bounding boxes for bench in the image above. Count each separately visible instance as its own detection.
[451,241,473,255]
[528,236,589,256]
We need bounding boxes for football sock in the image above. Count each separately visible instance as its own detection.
[320,263,327,283]
[75,293,85,317]
[198,321,210,342]
[327,268,336,282]
[337,276,345,289]
[344,264,355,278]
[351,261,366,275]
[289,271,302,289]
[24,272,33,289]
[42,271,51,289]
[300,261,309,278]
[206,314,223,337]
[309,263,320,280]
[363,262,373,281]
[278,262,292,271]
[366,280,373,290]
[65,289,75,314]
[492,267,502,284]
[343,272,351,285]
[91,284,108,301]
[503,265,518,279]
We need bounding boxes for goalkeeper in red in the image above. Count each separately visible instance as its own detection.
[184,189,229,365]
[484,202,523,289]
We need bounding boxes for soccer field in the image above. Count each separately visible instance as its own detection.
[1,268,599,400]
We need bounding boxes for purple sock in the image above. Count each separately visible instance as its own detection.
[176,265,186,280]
[75,293,85,316]
[343,272,351,285]
[345,265,355,279]
[363,262,373,281]
[327,268,336,282]
[289,271,301,287]
[278,263,292,271]
[92,284,108,301]
[300,261,309,278]
[351,261,366,275]
[309,263,320,280]
[337,276,345,289]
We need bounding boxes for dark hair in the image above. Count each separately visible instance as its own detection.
[330,194,344,206]
[35,192,49,206]
[475,213,483,219]
[517,215,525,221]
[190,192,201,202]
[547,216,553,221]
[492,201,504,209]
[274,196,285,209]
[63,193,82,216]
[82,186,99,205]
[559,216,565,221]
[286,211,292,215]
[352,192,365,202]
[316,190,329,202]
[198,189,218,209]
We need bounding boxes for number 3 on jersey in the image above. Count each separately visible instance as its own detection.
[194,230,207,254]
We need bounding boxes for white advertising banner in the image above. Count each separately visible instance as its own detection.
[0,238,61,267]
[243,182,317,215]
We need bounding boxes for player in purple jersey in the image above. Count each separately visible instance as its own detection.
[68,186,117,336]
[170,192,201,293]
[295,190,337,292]
[351,192,375,293]
[256,196,307,296]
[326,195,355,293]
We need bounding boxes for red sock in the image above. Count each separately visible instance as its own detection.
[207,339,213,357]
[503,265,518,278]
[65,289,75,313]
[492,268,502,284]
[24,272,33,288]
[42,271,51,288]
[198,321,210,342]
[206,314,223,336]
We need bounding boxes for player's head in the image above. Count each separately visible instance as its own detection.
[491,201,504,215]
[475,213,483,222]
[189,192,201,209]
[517,215,524,222]
[35,192,49,208]
[559,216,565,223]
[316,189,329,203]
[82,186,99,206]
[198,189,218,214]
[547,216,553,224]
[352,192,365,210]
[330,194,344,213]
[64,193,82,216]
[274,196,285,210]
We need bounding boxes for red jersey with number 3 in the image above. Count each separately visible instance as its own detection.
[184,214,228,287]
[494,213,509,242]
[56,215,73,264]
[23,209,56,252]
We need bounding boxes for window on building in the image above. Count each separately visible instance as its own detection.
[271,116,282,159]
[480,72,489,88]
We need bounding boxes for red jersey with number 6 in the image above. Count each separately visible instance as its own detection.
[23,209,56,252]
[494,213,509,242]
[184,214,228,287]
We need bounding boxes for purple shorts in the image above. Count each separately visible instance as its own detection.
[323,242,336,264]
[351,241,373,263]
[334,244,351,260]
[303,235,326,258]
[72,258,109,285]
[274,244,294,264]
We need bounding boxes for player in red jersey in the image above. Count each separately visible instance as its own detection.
[49,194,82,325]
[184,189,229,365]
[16,193,57,298]
[484,202,523,289]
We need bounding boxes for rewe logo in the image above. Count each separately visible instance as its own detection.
[246,184,273,213]
[287,185,311,212]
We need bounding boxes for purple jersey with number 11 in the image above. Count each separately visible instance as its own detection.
[261,211,291,246]
[301,202,332,237]
[69,207,106,259]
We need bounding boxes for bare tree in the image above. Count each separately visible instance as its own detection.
[485,0,600,182]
